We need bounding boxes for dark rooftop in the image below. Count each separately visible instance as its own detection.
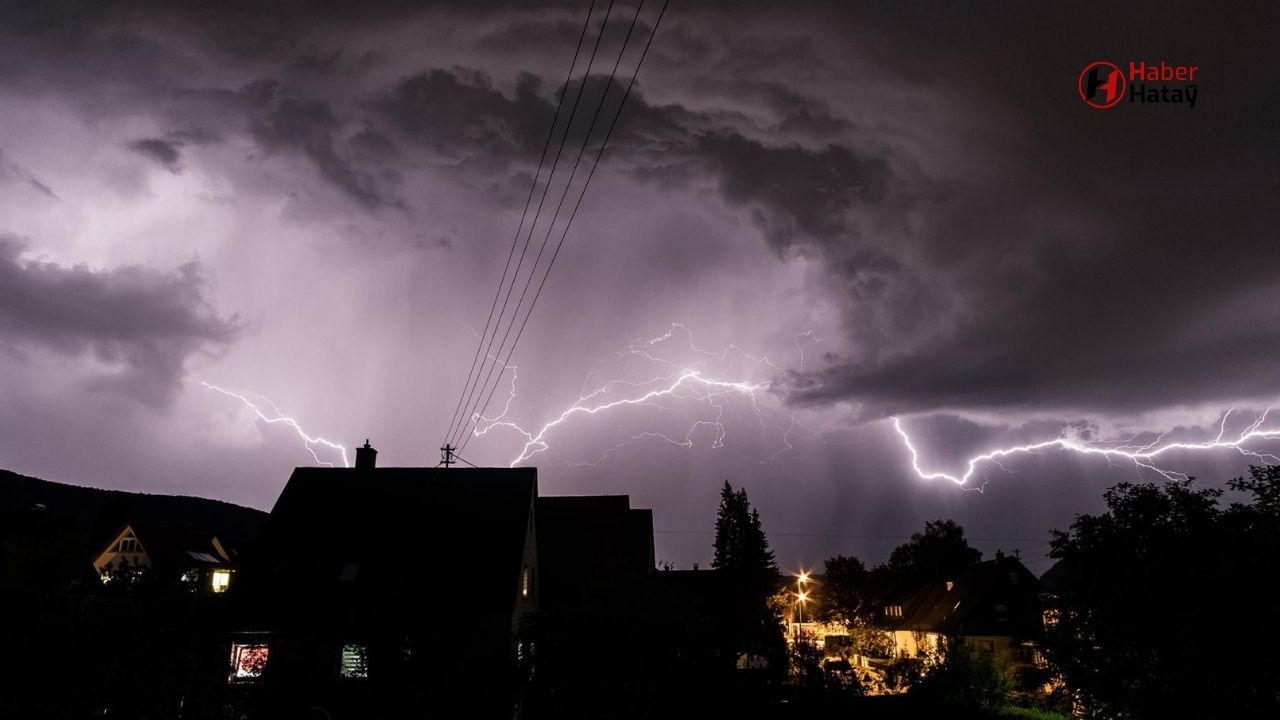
[884,555,1044,638]
[242,466,537,618]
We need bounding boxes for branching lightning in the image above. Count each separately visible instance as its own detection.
[197,381,350,467]
[891,408,1280,487]
[197,322,1278,488]
[470,323,805,467]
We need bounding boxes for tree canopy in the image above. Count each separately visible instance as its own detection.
[887,519,983,591]
[712,480,776,578]
[1044,467,1280,718]
[708,480,784,676]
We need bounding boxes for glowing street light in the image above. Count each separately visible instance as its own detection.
[794,570,812,640]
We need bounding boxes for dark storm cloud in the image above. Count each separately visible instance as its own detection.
[1,0,1276,423]
[0,236,242,407]
[691,133,891,250]
[246,79,403,209]
[770,1,1280,417]
[374,70,555,169]
[126,138,183,172]
[0,148,58,198]
[124,130,222,173]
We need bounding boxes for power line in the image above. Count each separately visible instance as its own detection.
[453,0,647,451]
[443,0,600,443]
[654,529,1052,544]
[444,0,608,445]
[448,0,620,449]
[457,0,668,454]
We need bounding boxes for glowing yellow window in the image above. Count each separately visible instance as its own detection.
[212,569,232,593]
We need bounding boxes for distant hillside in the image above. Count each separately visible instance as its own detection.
[0,469,268,587]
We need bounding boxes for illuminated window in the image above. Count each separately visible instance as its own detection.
[945,580,954,592]
[1043,608,1060,629]
[340,644,368,678]
[884,605,903,618]
[211,569,232,593]
[229,643,269,680]
[521,566,532,598]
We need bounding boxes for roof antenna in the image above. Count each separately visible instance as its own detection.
[440,443,456,468]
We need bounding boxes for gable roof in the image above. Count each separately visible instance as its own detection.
[883,556,1043,638]
[242,466,537,618]
[94,521,232,570]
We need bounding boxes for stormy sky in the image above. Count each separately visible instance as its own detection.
[1,0,1277,573]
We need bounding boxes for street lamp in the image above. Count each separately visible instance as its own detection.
[795,571,811,640]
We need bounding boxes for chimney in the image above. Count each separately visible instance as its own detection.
[355,439,377,469]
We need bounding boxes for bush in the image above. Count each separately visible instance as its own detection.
[910,639,1011,713]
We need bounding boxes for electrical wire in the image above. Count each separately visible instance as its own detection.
[456,0,668,454]
[444,0,606,445]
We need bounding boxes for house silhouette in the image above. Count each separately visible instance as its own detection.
[230,463,540,718]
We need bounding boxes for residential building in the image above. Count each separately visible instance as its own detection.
[227,455,541,718]
[92,521,237,592]
[879,552,1045,669]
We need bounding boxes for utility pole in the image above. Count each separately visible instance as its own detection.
[440,444,457,468]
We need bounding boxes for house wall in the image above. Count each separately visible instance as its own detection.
[890,630,942,659]
[887,632,1035,670]
[513,496,539,634]
[92,526,151,575]
[959,634,1032,669]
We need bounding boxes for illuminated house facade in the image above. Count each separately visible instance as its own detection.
[879,553,1045,669]
[227,462,542,718]
[92,521,237,592]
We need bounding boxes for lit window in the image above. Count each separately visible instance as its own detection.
[340,644,368,678]
[211,569,232,593]
[229,643,269,680]
[884,605,903,618]
[521,566,531,598]
[945,580,954,592]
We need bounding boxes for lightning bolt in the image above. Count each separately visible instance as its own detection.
[794,330,821,371]
[470,323,804,467]
[197,381,350,467]
[891,408,1280,487]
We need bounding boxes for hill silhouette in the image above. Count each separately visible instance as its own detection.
[0,468,267,588]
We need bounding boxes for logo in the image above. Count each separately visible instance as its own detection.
[1078,61,1125,109]
[1078,60,1200,110]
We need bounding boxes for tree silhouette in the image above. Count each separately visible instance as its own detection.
[816,555,875,628]
[712,480,776,577]
[709,481,783,677]
[1045,468,1280,718]
[887,519,982,591]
